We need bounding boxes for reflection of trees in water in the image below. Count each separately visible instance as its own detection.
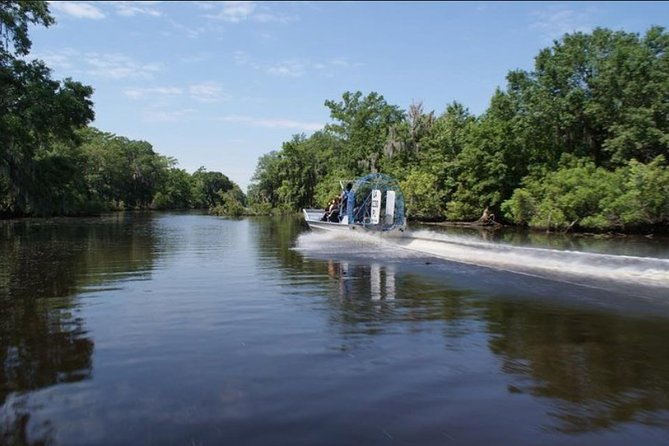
[0,213,158,444]
[321,259,475,342]
[252,216,478,335]
[485,300,669,432]
[252,216,669,434]
[248,215,307,271]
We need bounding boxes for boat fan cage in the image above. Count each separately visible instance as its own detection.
[350,173,406,230]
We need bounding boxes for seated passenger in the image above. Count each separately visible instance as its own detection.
[321,197,339,221]
[328,209,339,222]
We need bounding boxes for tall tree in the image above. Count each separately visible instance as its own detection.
[324,91,405,174]
[0,1,94,216]
[191,167,233,208]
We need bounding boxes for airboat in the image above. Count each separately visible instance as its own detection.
[302,173,407,236]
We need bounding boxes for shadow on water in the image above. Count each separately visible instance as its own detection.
[0,213,159,445]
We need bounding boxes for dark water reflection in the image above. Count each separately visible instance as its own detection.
[0,213,158,444]
[1,213,669,445]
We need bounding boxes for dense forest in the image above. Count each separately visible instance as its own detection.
[0,1,245,218]
[3,2,668,232]
[248,26,669,232]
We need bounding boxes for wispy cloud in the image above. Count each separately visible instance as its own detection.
[220,115,323,131]
[189,82,228,103]
[33,48,161,80]
[49,1,164,19]
[124,82,228,103]
[235,51,359,78]
[86,53,162,79]
[34,48,79,70]
[267,60,307,77]
[180,52,212,64]
[204,1,297,24]
[194,1,218,11]
[233,50,254,66]
[111,1,162,17]
[210,1,256,22]
[49,1,105,19]
[124,87,183,99]
[169,20,204,39]
[143,108,197,123]
[530,6,595,42]
[252,11,297,24]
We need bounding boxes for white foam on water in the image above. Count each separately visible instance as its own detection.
[397,230,669,289]
[295,229,669,290]
[295,230,424,261]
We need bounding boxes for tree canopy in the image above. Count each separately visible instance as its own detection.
[249,26,669,232]
[3,1,666,230]
[0,1,244,217]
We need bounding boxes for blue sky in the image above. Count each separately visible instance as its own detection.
[31,1,669,191]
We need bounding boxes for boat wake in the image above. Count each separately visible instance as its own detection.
[295,229,669,291]
[398,230,669,290]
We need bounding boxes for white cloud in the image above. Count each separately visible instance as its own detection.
[169,19,216,39]
[32,49,162,80]
[530,7,594,42]
[85,53,162,79]
[194,1,218,11]
[143,108,196,123]
[180,52,211,64]
[204,1,297,24]
[124,87,183,99]
[267,60,306,77]
[189,82,228,103]
[252,12,297,24]
[49,1,105,19]
[207,1,256,22]
[220,115,323,131]
[233,50,252,65]
[123,82,227,103]
[235,52,358,78]
[33,48,79,70]
[112,1,162,17]
[329,58,353,67]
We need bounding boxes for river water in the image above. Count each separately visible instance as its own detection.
[1,212,669,445]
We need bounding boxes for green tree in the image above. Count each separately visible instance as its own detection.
[382,102,435,178]
[191,167,233,208]
[325,91,405,174]
[602,155,669,227]
[503,27,669,168]
[1,1,94,216]
[152,166,193,210]
[400,169,445,219]
[79,128,171,210]
[500,155,669,231]
[248,151,282,209]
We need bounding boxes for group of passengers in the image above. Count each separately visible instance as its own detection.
[321,196,341,222]
[320,182,353,222]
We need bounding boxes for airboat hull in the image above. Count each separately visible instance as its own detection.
[302,209,407,237]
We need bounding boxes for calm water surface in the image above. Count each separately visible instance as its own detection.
[1,212,669,445]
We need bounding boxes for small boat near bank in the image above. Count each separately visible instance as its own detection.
[302,173,407,236]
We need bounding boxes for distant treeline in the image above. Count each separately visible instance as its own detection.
[1,1,245,218]
[4,2,668,230]
[248,26,669,232]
